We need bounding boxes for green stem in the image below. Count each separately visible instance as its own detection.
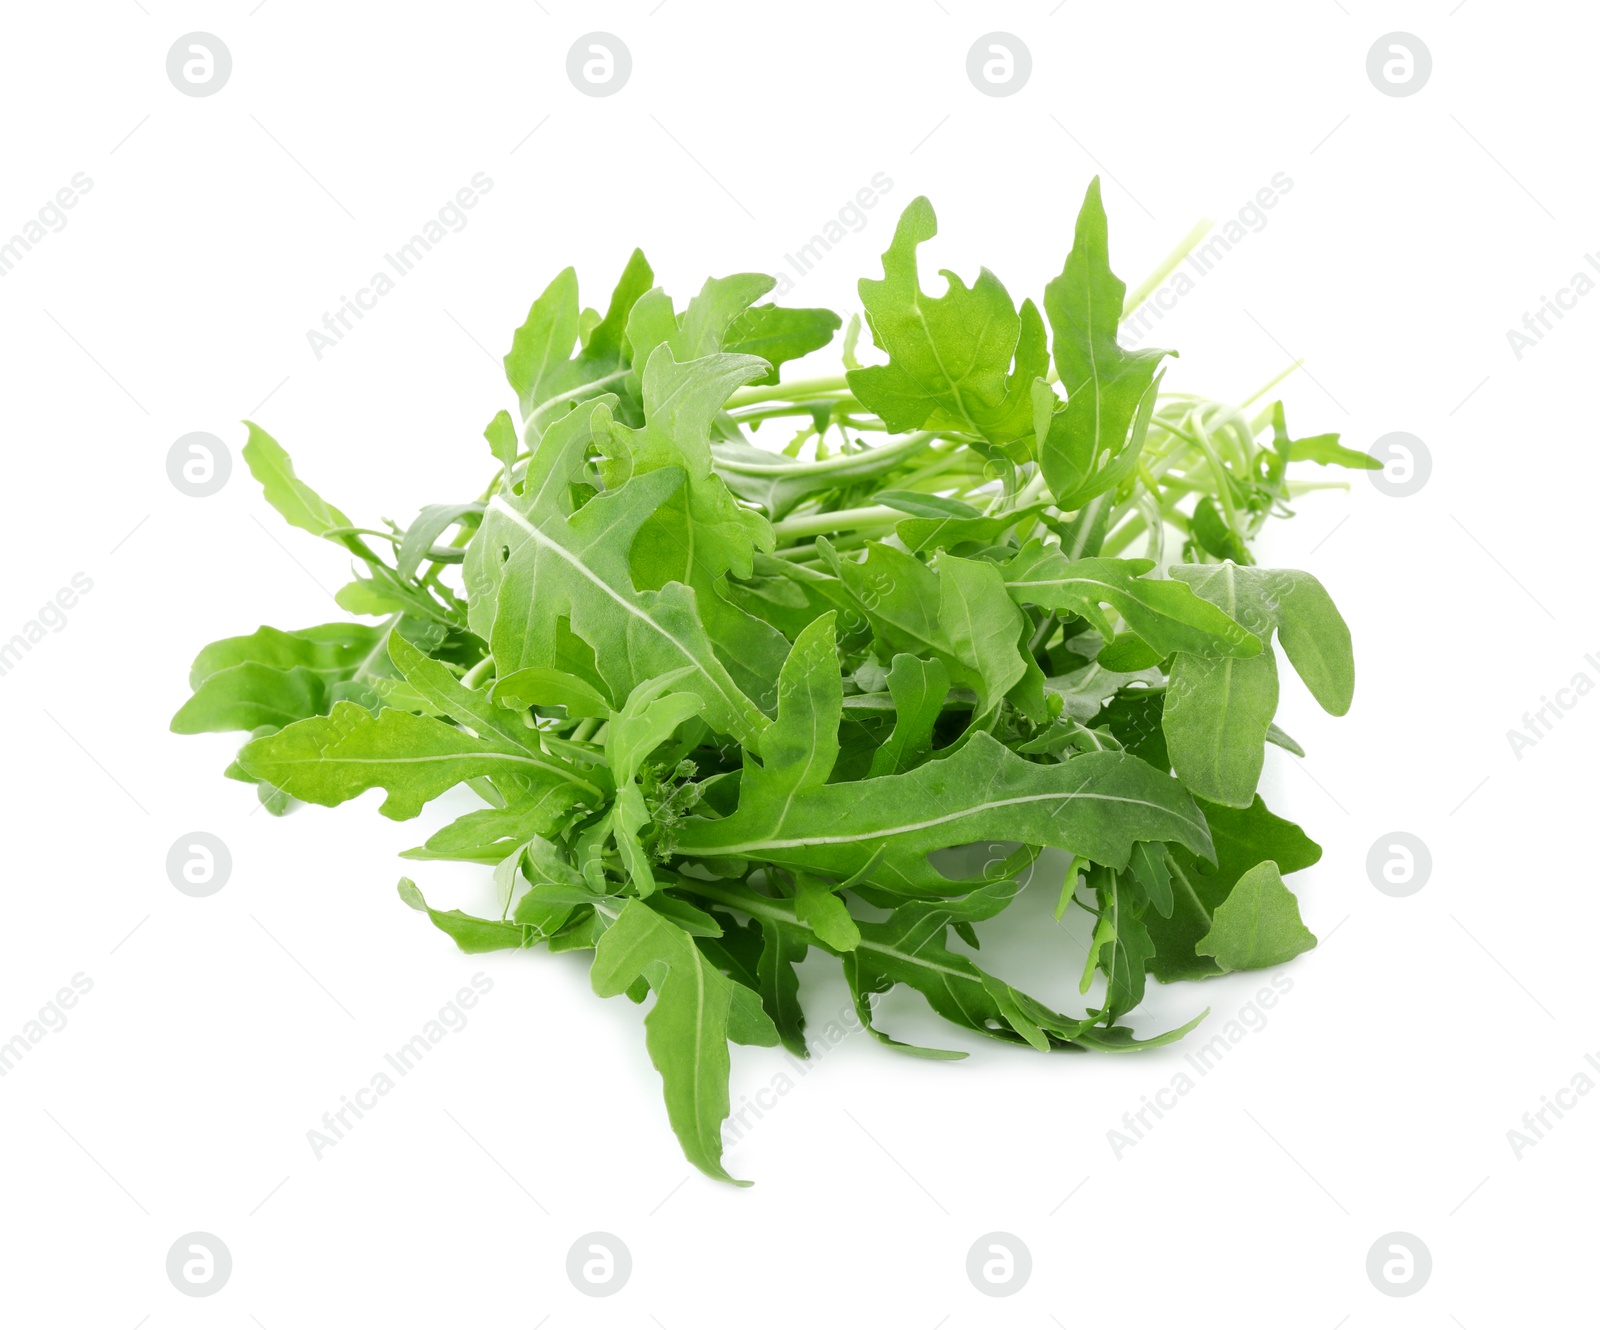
[1239,359,1302,410]
[727,374,850,407]
[772,504,903,541]
[716,430,934,478]
[1121,217,1214,321]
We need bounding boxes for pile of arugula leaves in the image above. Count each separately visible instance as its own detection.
[173,179,1371,1183]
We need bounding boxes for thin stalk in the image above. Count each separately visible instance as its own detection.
[1121,217,1215,320]
[1240,359,1302,410]
[1185,410,1242,534]
[727,374,850,407]
[1101,510,1148,558]
[716,430,934,477]
[772,504,903,541]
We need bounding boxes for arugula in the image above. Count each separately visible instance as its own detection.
[174,179,1363,1182]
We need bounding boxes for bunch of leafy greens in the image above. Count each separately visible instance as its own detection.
[174,179,1371,1184]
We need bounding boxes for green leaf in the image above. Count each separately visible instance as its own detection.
[794,875,861,951]
[387,629,586,762]
[237,700,600,820]
[1189,496,1251,564]
[1039,179,1174,508]
[724,303,842,384]
[505,249,653,432]
[936,554,1030,715]
[396,503,482,580]
[1262,571,1356,716]
[397,877,536,953]
[1127,840,1174,918]
[867,654,950,777]
[693,876,1185,1055]
[1149,796,1322,982]
[172,623,387,734]
[484,409,518,471]
[1289,432,1382,469]
[847,196,1040,446]
[183,622,383,690]
[1195,860,1317,971]
[999,542,1261,659]
[590,900,776,1185]
[402,797,578,864]
[1082,868,1154,1022]
[755,919,809,1056]
[1163,562,1353,805]
[596,348,777,589]
[673,273,777,360]
[490,667,612,719]
[242,423,352,539]
[1163,646,1278,808]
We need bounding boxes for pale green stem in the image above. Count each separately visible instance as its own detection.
[1240,359,1302,410]
[727,374,850,407]
[772,504,903,540]
[1121,217,1215,321]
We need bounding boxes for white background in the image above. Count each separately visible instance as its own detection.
[0,1,1591,1324]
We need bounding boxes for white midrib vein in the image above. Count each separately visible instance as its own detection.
[269,745,599,797]
[692,787,1204,857]
[486,494,756,737]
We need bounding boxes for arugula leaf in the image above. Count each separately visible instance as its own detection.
[1038,179,1173,508]
[1288,432,1383,470]
[242,423,352,539]
[590,900,777,1185]
[868,654,950,777]
[505,249,654,433]
[1194,860,1317,971]
[1163,562,1353,805]
[172,622,387,734]
[237,700,601,820]
[398,876,540,953]
[1148,795,1322,982]
[848,196,1040,446]
[726,304,842,384]
[999,542,1261,659]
